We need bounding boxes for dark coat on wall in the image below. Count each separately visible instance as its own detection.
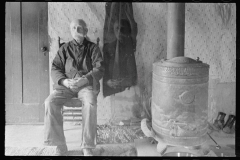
[103,2,138,97]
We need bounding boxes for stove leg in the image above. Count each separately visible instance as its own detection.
[157,142,168,155]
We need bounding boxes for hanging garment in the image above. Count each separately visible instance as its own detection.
[103,2,138,97]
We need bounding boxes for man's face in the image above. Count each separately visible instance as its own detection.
[70,21,87,40]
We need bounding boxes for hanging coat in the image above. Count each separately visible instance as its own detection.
[102,2,138,97]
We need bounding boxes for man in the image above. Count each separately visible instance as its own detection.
[43,19,104,156]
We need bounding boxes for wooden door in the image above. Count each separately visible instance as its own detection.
[5,2,49,124]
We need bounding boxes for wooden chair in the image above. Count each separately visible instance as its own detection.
[58,37,100,123]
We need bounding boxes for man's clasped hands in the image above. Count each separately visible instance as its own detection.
[62,77,88,92]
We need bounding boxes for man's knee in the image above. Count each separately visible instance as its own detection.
[78,90,97,106]
[44,96,62,111]
[81,94,97,109]
[83,99,97,108]
[45,93,57,104]
[45,98,52,106]
[44,97,55,111]
[44,92,66,107]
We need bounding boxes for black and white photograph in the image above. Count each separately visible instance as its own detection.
[5,2,236,157]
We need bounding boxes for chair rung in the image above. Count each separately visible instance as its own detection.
[63,109,82,112]
[63,112,82,115]
[63,114,82,117]
[63,106,82,109]
[64,116,82,119]
[63,112,81,115]
[63,119,82,122]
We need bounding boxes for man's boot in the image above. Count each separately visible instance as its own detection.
[83,148,94,156]
[55,145,68,156]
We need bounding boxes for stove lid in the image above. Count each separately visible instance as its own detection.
[154,56,209,68]
[166,56,202,64]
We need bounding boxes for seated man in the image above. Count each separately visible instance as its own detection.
[43,19,104,156]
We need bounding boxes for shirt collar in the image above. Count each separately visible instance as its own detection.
[71,37,87,47]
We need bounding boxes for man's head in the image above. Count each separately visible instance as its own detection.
[70,19,88,41]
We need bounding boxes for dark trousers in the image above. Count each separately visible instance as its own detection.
[43,86,98,149]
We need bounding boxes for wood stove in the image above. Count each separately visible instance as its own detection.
[137,3,219,157]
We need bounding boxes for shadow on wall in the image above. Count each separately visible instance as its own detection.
[215,3,232,29]
[129,4,151,121]
[133,85,152,120]
[133,10,149,120]
[87,3,105,27]
[127,3,167,122]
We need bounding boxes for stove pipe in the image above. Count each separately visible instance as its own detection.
[167,3,185,59]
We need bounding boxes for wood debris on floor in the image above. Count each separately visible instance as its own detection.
[97,123,146,144]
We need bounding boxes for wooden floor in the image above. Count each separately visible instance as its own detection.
[5,123,137,156]
[5,124,235,156]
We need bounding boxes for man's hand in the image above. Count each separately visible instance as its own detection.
[69,77,89,92]
[62,79,76,88]
[62,77,88,92]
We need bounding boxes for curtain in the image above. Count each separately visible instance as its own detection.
[102,2,138,97]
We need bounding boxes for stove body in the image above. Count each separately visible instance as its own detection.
[151,57,209,147]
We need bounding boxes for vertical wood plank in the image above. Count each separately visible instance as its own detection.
[10,2,22,104]
[5,2,13,103]
[38,2,49,122]
[22,2,39,103]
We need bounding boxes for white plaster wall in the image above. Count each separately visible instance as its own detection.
[185,3,236,82]
[185,3,236,122]
[48,2,236,125]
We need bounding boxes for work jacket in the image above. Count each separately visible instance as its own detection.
[51,38,105,93]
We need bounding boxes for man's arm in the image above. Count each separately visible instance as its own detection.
[84,45,105,84]
[51,48,67,86]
